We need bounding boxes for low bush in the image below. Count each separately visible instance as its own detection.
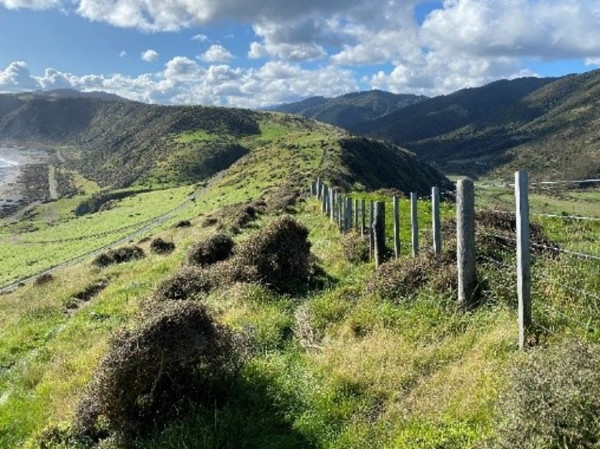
[92,246,145,267]
[341,230,370,264]
[173,219,192,228]
[75,301,237,440]
[490,340,600,449]
[150,237,176,255]
[188,233,235,267]
[235,215,311,294]
[365,257,431,300]
[34,273,54,286]
[154,267,213,300]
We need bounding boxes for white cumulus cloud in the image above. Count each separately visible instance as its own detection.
[200,44,233,63]
[141,49,159,62]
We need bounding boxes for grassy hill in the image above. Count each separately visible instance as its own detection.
[269,90,427,130]
[1,92,599,449]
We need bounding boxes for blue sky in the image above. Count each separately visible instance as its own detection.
[1,0,599,107]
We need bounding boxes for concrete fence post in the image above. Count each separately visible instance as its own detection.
[393,195,400,259]
[456,179,477,307]
[411,192,419,257]
[516,170,531,350]
[432,186,442,255]
[373,201,386,268]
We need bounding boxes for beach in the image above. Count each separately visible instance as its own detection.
[0,147,50,217]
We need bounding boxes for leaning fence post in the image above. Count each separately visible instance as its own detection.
[457,178,477,307]
[432,186,441,255]
[374,201,386,268]
[393,195,400,259]
[411,193,419,257]
[516,170,531,350]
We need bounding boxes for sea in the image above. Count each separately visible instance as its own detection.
[0,157,19,168]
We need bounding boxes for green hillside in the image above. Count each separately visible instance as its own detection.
[269,90,427,130]
[354,70,600,180]
[1,92,599,449]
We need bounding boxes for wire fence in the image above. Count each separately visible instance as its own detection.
[310,173,600,348]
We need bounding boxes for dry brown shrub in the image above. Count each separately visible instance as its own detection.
[34,273,55,286]
[150,237,176,255]
[234,214,311,294]
[92,246,145,268]
[154,266,213,301]
[341,230,370,264]
[188,233,235,267]
[75,301,236,440]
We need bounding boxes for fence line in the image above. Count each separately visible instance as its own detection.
[310,172,599,349]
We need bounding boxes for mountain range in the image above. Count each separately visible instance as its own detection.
[270,70,600,180]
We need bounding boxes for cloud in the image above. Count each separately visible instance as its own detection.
[200,44,233,63]
[141,49,159,62]
[0,61,38,92]
[119,50,127,57]
[0,58,358,108]
[192,33,208,41]
[0,0,59,10]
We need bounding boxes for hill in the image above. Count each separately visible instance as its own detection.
[355,70,600,180]
[268,90,427,130]
[0,89,599,449]
[0,94,447,193]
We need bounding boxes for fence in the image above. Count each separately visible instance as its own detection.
[310,173,600,350]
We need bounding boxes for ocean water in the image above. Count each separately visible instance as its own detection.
[0,157,19,168]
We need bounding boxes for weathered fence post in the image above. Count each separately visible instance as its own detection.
[411,193,419,257]
[369,200,375,261]
[354,199,359,230]
[311,181,316,196]
[456,179,477,307]
[346,197,353,232]
[516,170,531,350]
[373,201,386,268]
[316,177,322,200]
[432,186,441,255]
[322,185,329,214]
[338,196,344,231]
[361,198,366,237]
[330,190,337,222]
[393,195,400,259]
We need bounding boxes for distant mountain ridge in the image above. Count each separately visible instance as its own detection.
[352,71,600,180]
[268,90,428,129]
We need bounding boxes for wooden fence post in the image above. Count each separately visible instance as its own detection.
[516,170,531,350]
[316,178,322,200]
[432,186,441,255]
[345,197,353,232]
[322,185,328,214]
[338,196,344,231]
[374,201,386,268]
[354,199,359,230]
[457,179,477,307]
[411,192,419,257]
[361,198,366,237]
[369,200,375,261]
[393,195,400,259]
[331,190,337,222]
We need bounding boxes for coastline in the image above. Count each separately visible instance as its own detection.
[0,147,51,218]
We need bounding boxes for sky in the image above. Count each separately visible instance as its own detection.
[0,0,599,108]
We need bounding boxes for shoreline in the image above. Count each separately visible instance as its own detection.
[0,147,52,218]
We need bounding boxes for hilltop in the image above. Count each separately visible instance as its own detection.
[0,93,446,193]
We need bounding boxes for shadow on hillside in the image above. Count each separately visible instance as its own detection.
[139,367,315,449]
